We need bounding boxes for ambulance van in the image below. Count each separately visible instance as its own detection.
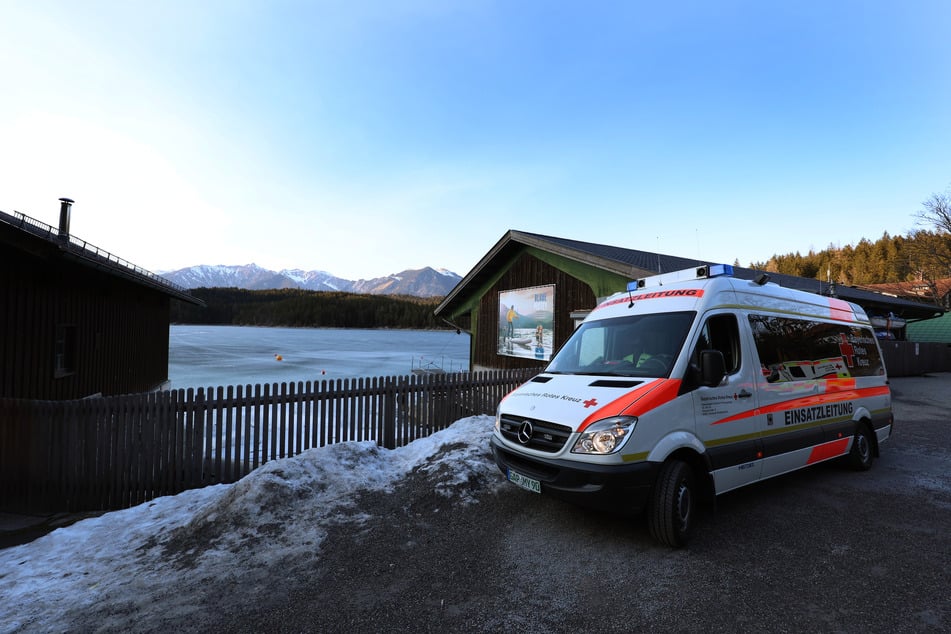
[491,264,893,547]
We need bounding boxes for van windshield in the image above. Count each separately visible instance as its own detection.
[546,312,696,377]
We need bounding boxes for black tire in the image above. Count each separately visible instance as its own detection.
[648,459,695,547]
[847,423,874,471]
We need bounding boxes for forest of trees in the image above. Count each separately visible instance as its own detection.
[171,288,446,329]
[749,190,951,300]
[748,231,930,285]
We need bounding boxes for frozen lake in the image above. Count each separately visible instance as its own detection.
[168,325,470,389]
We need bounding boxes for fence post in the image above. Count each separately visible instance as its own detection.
[383,376,396,449]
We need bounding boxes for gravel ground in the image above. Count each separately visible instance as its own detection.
[29,373,951,633]
[221,373,951,634]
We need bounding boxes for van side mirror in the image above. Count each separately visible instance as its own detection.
[699,350,727,387]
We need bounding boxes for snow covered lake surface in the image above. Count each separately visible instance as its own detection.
[0,415,499,632]
[168,325,471,389]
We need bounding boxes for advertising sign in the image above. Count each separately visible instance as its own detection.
[498,285,554,361]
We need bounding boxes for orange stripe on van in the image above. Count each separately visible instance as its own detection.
[807,437,851,464]
[824,377,856,391]
[578,379,682,431]
[864,385,890,398]
[624,379,682,417]
[828,298,857,322]
[738,390,857,420]
[710,384,889,426]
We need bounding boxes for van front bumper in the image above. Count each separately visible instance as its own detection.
[490,436,659,516]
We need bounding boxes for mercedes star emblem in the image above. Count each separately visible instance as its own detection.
[517,421,533,444]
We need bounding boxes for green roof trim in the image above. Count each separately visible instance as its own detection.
[439,243,634,341]
[441,250,520,321]
[442,245,630,321]
[524,246,630,298]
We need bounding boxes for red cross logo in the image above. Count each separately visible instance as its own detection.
[838,334,855,367]
[583,398,598,408]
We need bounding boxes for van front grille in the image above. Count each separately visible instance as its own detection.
[498,416,572,453]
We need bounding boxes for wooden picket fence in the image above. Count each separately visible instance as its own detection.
[0,369,537,514]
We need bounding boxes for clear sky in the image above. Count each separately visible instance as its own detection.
[2,1,950,279]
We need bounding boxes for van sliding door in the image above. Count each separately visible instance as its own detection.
[690,313,764,494]
[748,314,847,479]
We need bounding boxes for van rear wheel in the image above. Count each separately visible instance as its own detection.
[648,459,695,548]
[847,424,874,471]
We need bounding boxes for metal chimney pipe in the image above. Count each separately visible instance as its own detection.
[58,197,74,239]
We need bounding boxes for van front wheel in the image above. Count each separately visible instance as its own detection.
[648,459,695,548]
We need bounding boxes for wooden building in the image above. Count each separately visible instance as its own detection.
[0,199,204,400]
[435,230,945,372]
[860,278,951,310]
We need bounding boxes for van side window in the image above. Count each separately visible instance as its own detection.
[748,314,884,382]
[694,314,741,374]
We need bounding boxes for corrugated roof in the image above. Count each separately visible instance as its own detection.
[436,230,944,323]
[515,231,706,273]
[907,312,951,343]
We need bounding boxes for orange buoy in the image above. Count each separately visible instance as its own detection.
[275,354,283,361]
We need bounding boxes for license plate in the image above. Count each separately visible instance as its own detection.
[507,468,541,494]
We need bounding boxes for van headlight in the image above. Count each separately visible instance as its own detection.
[571,417,637,454]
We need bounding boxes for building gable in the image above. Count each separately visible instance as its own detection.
[438,230,946,371]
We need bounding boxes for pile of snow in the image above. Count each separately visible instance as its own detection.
[0,416,501,631]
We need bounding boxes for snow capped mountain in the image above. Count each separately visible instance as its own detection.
[278,269,352,292]
[160,265,462,297]
[163,264,298,291]
[349,267,462,297]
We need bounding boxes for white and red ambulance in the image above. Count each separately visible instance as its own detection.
[491,264,893,547]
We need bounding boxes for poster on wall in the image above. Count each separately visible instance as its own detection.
[498,285,555,361]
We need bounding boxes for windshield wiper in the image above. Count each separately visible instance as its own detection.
[585,371,638,377]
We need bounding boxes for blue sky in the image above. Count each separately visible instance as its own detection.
[2,1,950,279]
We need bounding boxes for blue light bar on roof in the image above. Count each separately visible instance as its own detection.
[626,263,735,292]
[707,263,734,277]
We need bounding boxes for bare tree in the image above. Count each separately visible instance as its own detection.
[908,189,951,305]
[918,190,951,234]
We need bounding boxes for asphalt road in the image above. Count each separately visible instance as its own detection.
[215,373,951,634]
[26,373,951,633]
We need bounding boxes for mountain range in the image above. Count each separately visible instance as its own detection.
[159,264,462,298]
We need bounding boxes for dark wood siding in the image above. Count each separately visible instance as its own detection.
[1,245,171,399]
[474,252,596,370]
